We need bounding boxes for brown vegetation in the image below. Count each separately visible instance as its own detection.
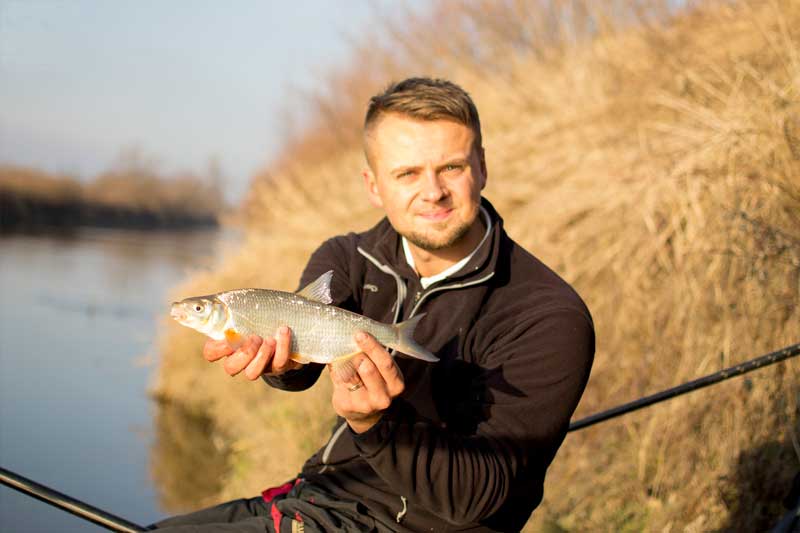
[154,1,799,530]
[0,159,223,231]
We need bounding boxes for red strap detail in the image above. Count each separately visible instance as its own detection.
[270,502,283,532]
[294,512,304,523]
[261,480,295,503]
[262,478,302,530]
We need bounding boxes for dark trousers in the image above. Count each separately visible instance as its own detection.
[148,479,384,533]
[149,497,283,532]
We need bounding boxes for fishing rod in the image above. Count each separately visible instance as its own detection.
[2,342,798,530]
[0,466,147,532]
[569,341,800,432]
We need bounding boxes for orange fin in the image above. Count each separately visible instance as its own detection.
[224,328,245,349]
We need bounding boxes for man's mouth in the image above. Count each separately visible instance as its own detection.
[419,208,453,221]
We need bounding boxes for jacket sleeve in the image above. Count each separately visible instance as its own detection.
[349,307,595,526]
[262,235,361,392]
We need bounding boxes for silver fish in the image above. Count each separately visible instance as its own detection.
[170,271,437,378]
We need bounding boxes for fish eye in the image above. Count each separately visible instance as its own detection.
[194,304,203,312]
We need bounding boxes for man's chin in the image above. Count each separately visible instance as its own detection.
[405,226,470,252]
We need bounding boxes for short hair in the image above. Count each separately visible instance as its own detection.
[364,77,483,166]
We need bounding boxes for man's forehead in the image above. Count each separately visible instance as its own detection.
[367,112,470,135]
[364,113,477,172]
[367,115,474,152]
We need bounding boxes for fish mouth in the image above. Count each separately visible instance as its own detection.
[170,304,187,322]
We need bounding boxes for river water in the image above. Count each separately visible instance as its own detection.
[0,228,236,532]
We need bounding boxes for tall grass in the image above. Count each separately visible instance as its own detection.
[154,1,799,529]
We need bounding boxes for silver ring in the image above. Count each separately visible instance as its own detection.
[347,383,363,392]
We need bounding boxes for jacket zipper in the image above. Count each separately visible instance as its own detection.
[406,272,495,320]
[318,421,349,474]
[318,247,494,471]
[319,247,410,472]
[356,247,406,325]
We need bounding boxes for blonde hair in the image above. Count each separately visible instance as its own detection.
[364,77,483,166]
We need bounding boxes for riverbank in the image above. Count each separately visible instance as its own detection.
[0,164,221,232]
[155,1,800,531]
[0,190,217,231]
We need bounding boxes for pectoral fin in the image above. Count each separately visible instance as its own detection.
[224,328,245,349]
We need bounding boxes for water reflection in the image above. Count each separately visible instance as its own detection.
[149,398,230,513]
[0,227,238,532]
[37,292,151,321]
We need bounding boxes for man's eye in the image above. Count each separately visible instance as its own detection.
[444,164,462,172]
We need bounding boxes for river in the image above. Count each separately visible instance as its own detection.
[0,228,237,532]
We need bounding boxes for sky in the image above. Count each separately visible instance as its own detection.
[0,1,422,203]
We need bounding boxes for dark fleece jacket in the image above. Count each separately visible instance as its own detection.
[264,198,594,532]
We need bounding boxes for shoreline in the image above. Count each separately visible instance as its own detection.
[0,188,218,232]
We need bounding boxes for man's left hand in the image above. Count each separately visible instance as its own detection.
[329,331,405,433]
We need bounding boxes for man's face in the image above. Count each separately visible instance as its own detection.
[363,113,486,253]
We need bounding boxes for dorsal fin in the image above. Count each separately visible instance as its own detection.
[297,270,334,304]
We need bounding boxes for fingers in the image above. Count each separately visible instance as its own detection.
[269,326,295,374]
[223,335,264,377]
[203,339,235,362]
[354,331,404,396]
[355,357,392,410]
[210,327,301,380]
[222,335,263,376]
[328,332,406,433]
[244,336,276,380]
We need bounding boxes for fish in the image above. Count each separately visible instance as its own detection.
[170,270,438,380]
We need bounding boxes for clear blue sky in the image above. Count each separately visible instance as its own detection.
[0,1,422,202]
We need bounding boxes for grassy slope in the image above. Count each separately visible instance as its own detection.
[154,1,800,529]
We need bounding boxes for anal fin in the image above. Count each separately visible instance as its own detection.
[330,351,361,383]
[289,353,311,364]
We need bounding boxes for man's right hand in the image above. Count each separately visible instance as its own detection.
[202,326,303,380]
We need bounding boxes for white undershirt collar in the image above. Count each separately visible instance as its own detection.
[403,206,491,289]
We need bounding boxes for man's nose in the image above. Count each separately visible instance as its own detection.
[420,169,447,201]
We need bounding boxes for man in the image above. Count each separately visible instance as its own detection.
[153,77,594,532]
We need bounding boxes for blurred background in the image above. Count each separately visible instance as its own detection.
[0,0,427,203]
[0,1,423,531]
[1,0,798,531]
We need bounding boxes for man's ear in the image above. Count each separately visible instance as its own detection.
[478,146,488,191]
[362,168,383,208]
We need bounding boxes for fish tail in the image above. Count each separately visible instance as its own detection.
[390,314,438,362]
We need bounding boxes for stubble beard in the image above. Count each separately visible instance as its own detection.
[403,218,474,252]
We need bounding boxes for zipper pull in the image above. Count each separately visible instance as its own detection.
[413,291,422,303]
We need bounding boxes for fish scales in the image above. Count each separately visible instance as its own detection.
[220,289,396,363]
[170,270,438,365]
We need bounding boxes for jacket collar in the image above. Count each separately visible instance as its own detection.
[365,197,503,286]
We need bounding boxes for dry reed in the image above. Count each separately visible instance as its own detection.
[154,1,799,530]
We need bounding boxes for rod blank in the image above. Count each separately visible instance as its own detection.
[569,342,800,432]
[0,466,146,532]
[1,343,797,530]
